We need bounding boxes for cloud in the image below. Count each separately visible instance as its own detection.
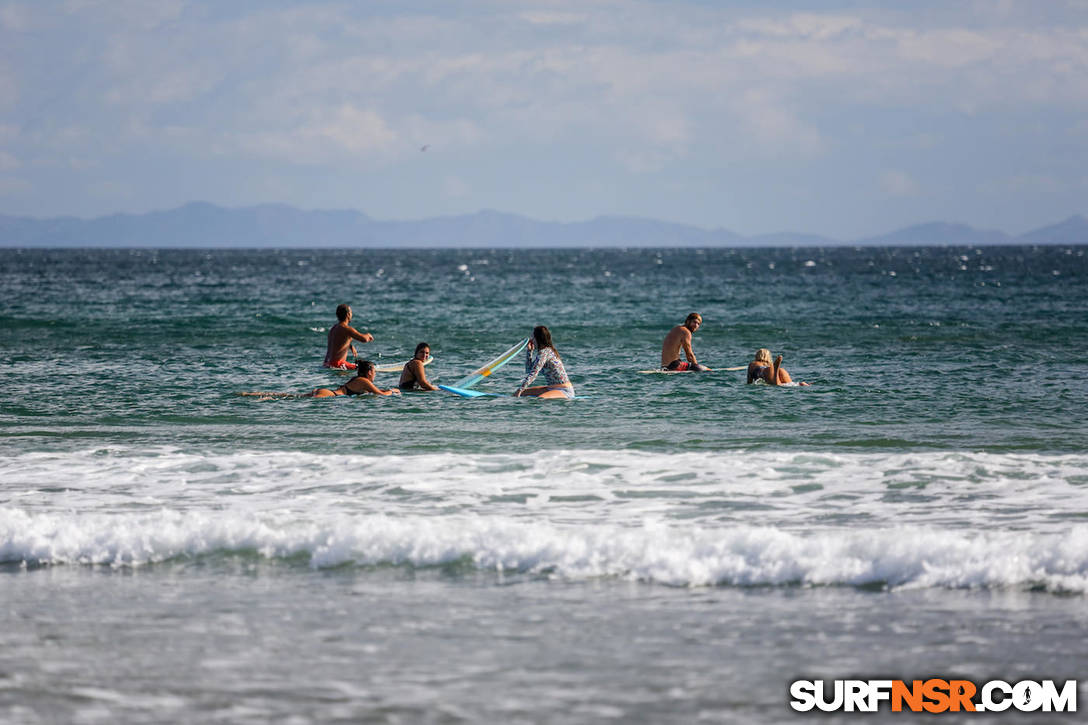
[519,11,586,26]
[442,175,471,199]
[0,3,31,32]
[0,176,30,194]
[4,0,1088,230]
[0,150,20,171]
[978,173,1070,195]
[236,105,398,165]
[880,170,919,197]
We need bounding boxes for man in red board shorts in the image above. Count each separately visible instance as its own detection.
[661,312,711,371]
[323,304,374,369]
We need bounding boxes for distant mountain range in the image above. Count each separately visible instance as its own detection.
[0,202,1085,247]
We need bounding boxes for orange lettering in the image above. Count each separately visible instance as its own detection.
[922,679,950,713]
[948,680,976,712]
[892,680,924,712]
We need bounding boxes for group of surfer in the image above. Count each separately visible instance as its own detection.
[246,304,804,400]
[315,303,574,399]
[660,311,808,386]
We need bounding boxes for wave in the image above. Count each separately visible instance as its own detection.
[3,508,1086,593]
[3,446,1086,490]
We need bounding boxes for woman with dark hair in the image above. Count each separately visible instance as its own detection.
[398,342,438,391]
[238,360,400,400]
[310,360,400,397]
[513,326,575,399]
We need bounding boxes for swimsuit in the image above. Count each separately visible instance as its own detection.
[323,359,357,370]
[516,346,574,396]
[748,363,770,383]
[340,379,367,396]
[664,360,693,371]
[544,385,576,399]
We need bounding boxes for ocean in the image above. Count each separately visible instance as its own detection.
[1,245,1086,723]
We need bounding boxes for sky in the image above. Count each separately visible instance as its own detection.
[1,0,1086,240]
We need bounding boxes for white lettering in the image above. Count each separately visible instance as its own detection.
[982,681,1012,712]
[815,680,844,712]
[868,680,893,711]
[1014,681,1043,712]
[1041,680,1077,712]
[845,680,869,712]
[789,681,816,712]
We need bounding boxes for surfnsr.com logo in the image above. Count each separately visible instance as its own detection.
[789,679,1077,714]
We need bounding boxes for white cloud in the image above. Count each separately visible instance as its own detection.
[5,0,1088,231]
[978,173,1067,195]
[880,170,919,197]
[520,11,586,26]
[235,105,397,165]
[442,175,471,199]
[0,176,30,194]
[0,3,31,32]
[0,150,20,171]
[729,90,826,158]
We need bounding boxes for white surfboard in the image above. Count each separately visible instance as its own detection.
[637,365,745,374]
[375,355,434,374]
[450,338,530,390]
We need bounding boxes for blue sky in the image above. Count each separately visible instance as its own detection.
[1,0,1086,239]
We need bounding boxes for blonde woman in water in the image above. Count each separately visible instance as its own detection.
[747,348,809,386]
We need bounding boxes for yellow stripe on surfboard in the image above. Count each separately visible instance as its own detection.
[452,338,530,389]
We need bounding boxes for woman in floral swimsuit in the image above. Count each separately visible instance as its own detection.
[514,326,575,399]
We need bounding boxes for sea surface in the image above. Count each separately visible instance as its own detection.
[1,246,1087,723]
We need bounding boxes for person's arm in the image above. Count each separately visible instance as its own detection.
[354,377,400,396]
[681,329,697,364]
[768,355,783,386]
[346,325,374,344]
[514,349,547,396]
[408,359,438,391]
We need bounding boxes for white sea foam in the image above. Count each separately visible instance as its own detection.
[2,508,1087,592]
[2,447,1085,532]
[3,447,1087,590]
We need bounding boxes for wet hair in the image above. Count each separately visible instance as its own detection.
[357,359,375,376]
[754,348,771,364]
[532,325,557,355]
[336,304,350,322]
[685,312,702,325]
[414,342,430,356]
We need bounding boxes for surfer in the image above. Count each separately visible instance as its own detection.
[323,304,374,369]
[398,342,438,391]
[661,313,710,371]
[237,360,400,400]
[746,349,809,386]
[310,360,401,398]
[513,326,575,399]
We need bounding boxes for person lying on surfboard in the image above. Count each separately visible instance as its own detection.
[237,360,400,400]
[661,312,710,371]
[398,342,438,391]
[310,360,400,397]
[323,304,374,370]
[747,349,809,386]
[513,326,575,399]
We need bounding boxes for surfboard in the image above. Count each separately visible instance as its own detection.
[438,385,589,400]
[450,338,530,389]
[637,365,745,374]
[375,355,434,374]
[438,385,499,398]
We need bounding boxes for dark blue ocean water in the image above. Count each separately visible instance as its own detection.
[1,246,1086,723]
[2,246,1086,454]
